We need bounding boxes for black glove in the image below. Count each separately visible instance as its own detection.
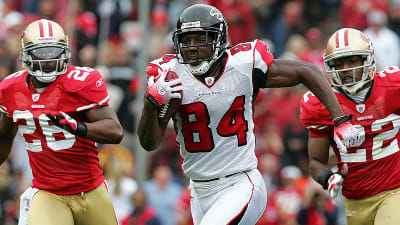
[46,111,87,137]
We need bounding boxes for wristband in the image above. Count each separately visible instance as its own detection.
[316,170,333,189]
[75,122,88,138]
[146,94,161,110]
[334,115,353,127]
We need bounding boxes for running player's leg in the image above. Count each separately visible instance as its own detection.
[28,190,74,225]
[199,169,266,225]
[190,192,204,225]
[374,187,400,225]
[73,182,118,225]
[345,195,380,225]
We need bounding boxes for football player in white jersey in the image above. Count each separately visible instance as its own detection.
[138,4,359,225]
[300,28,400,225]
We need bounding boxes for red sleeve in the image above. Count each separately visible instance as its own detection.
[254,39,274,67]
[0,71,26,116]
[0,85,6,115]
[78,70,109,109]
[61,68,110,111]
[300,91,333,137]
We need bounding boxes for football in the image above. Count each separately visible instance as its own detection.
[155,70,182,124]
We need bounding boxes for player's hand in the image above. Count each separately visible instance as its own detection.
[327,164,348,205]
[333,115,360,148]
[145,69,183,109]
[46,111,87,137]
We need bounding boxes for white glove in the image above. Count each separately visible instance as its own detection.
[145,69,183,109]
[333,115,360,148]
[327,164,348,205]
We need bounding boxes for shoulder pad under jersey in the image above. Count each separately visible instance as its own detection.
[146,54,178,77]
[228,39,274,74]
[375,66,400,86]
[300,91,333,127]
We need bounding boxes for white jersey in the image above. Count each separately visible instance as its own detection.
[147,39,274,180]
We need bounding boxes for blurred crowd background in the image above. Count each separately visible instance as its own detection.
[1,0,400,225]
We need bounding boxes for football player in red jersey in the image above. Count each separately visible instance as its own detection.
[137,4,360,225]
[300,28,400,225]
[0,19,124,225]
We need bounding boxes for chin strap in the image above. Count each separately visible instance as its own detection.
[32,69,59,83]
[187,61,212,75]
[35,75,57,83]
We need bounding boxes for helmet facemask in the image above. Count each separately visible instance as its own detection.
[20,19,71,83]
[173,24,225,75]
[21,41,71,83]
[173,4,228,76]
[325,52,376,95]
[323,28,376,95]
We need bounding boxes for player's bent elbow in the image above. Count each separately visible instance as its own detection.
[139,138,160,151]
[113,128,124,144]
[103,124,124,144]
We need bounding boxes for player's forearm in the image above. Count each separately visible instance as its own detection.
[137,101,166,151]
[85,119,124,144]
[309,158,331,183]
[300,65,345,119]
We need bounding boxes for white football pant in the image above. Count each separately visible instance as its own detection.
[189,169,267,225]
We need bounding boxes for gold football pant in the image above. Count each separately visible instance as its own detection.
[28,182,118,225]
[345,186,400,225]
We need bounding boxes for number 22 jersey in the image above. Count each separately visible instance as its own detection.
[147,39,274,180]
[300,66,400,199]
[0,66,110,194]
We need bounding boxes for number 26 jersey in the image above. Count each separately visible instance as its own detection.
[0,66,110,194]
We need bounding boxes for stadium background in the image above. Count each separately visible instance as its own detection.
[0,0,398,224]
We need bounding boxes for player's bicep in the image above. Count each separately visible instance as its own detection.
[264,59,308,88]
[0,114,17,139]
[85,106,119,123]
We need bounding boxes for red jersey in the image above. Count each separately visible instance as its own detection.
[300,66,400,199]
[0,66,110,194]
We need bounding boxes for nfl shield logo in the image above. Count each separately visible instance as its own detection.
[32,94,40,102]
[205,77,214,86]
[356,104,365,113]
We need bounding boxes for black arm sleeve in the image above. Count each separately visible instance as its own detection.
[253,68,268,96]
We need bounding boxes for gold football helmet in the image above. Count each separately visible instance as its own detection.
[20,19,71,83]
[324,28,376,94]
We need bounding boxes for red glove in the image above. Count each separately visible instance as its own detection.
[46,111,87,137]
[145,69,183,109]
[333,115,360,148]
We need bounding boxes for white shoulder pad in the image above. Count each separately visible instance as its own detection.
[227,40,274,74]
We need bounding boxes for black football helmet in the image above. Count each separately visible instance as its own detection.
[173,4,228,75]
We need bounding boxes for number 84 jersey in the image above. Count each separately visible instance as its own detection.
[300,66,400,199]
[148,40,274,180]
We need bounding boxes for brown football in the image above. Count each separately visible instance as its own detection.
[155,70,182,124]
